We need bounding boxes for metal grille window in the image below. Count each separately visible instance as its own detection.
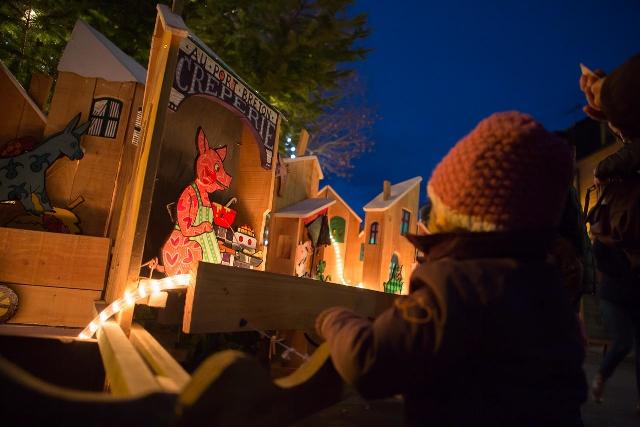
[88,98,122,138]
[401,209,411,235]
[369,222,379,244]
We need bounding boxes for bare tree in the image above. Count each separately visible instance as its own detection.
[306,74,377,178]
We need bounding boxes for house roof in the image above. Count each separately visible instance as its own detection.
[363,177,423,212]
[273,198,336,219]
[58,20,147,84]
[0,61,46,123]
[317,185,362,223]
[283,155,324,180]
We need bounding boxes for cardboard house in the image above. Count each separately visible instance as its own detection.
[361,177,422,293]
[45,20,147,239]
[266,155,331,277]
[317,185,363,285]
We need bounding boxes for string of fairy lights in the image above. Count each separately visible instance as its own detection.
[79,233,354,340]
[77,274,192,340]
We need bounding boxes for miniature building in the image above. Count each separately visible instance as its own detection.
[44,20,146,238]
[361,177,422,293]
[317,185,363,285]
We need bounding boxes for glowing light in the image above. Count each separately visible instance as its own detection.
[330,234,348,286]
[77,274,192,340]
[290,146,296,152]
[286,136,292,143]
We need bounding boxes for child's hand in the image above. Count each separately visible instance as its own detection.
[579,66,607,121]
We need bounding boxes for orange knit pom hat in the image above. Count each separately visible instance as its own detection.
[427,112,573,232]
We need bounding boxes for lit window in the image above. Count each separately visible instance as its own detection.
[88,98,122,139]
[330,216,346,243]
[369,222,379,244]
[389,254,399,279]
[401,209,411,235]
[359,243,364,261]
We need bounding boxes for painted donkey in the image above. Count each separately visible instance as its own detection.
[0,114,89,214]
[153,127,233,276]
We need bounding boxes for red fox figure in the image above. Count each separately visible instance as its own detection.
[153,127,233,276]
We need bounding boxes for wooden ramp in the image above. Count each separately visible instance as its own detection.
[183,263,397,333]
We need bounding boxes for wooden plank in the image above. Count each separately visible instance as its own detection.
[27,73,53,111]
[129,324,190,391]
[7,283,100,327]
[97,320,162,396]
[45,72,96,206]
[0,324,82,339]
[0,227,110,290]
[68,80,136,236]
[183,262,397,333]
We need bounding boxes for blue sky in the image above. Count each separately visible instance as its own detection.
[323,0,640,216]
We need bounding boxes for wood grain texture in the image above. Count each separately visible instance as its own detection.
[183,262,397,333]
[97,320,162,396]
[130,324,190,391]
[6,283,100,327]
[0,227,110,290]
[27,73,53,111]
[0,63,46,143]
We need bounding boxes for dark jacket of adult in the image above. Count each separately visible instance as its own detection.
[591,137,640,307]
[317,232,587,426]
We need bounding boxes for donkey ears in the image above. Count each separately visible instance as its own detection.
[64,113,81,133]
[215,146,227,160]
[197,127,209,154]
[73,120,91,136]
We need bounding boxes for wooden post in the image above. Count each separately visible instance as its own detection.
[104,6,188,333]
[27,73,53,111]
[296,129,309,156]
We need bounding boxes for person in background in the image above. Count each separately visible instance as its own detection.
[580,54,640,411]
[315,112,587,426]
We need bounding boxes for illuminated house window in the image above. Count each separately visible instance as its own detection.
[88,98,122,138]
[330,216,346,243]
[359,243,364,261]
[369,222,379,244]
[401,209,411,235]
[389,253,399,278]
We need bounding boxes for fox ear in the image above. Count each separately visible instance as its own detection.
[65,113,81,133]
[215,145,227,161]
[196,127,209,154]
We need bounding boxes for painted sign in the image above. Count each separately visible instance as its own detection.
[169,36,279,170]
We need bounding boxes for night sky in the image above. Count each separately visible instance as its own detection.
[323,0,640,217]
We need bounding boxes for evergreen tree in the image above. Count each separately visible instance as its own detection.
[0,0,372,171]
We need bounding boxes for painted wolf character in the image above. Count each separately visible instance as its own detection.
[153,127,233,276]
[0,114,89,214]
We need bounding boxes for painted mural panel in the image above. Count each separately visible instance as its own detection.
[169,36,279,170]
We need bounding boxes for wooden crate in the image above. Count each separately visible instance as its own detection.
[0,227,110,327]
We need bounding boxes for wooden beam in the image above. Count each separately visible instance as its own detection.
[0,228,110,291]
[183,263,397,333]
[97,321,161,396]
[129,324,190,391]
[7,284,101,328]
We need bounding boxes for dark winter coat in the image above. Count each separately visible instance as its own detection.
[592,137,640,307]
[317,231,587,426]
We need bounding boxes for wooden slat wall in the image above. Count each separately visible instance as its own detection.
[45,72,142,237]
[6,284,101,327]
[183,262,397,333]
[0,227,110,290]
[0,64,46,144]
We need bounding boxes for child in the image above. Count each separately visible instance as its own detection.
[316,112,587,426]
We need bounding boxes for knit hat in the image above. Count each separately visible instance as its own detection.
[427,112,573,233]
[601,54,640,138]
